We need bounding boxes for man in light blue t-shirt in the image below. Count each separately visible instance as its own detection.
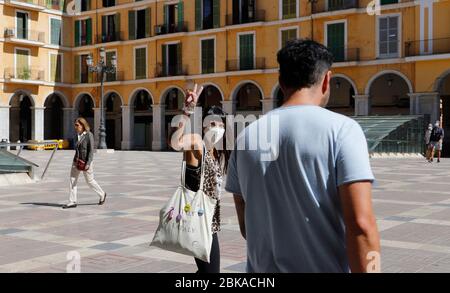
[225,40,380,273]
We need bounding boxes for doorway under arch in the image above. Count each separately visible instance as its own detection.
[44,94,65,139]
[132,89,153,150]
[9,92,33,143]
[105,92,123,150]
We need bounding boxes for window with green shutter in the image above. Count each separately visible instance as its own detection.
[281,28,297,48]
[15,49,29,79]
[327,22,345,62]
[50,18,62,46]
[129,11,136,40]
[282,0,297,19]
[201,38,215,74]
[177,1,184,31]
[135,47,147,79]
[74,20,80,46]
[105,51,116,81]
[50,54,62,82]
[16,12,28,40]
[381,0,398,4]
[145,8,151,37]
[239,34,254,70]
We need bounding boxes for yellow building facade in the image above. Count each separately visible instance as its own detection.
[1,0,450,153]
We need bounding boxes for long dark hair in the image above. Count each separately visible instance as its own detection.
[203,106,231,174]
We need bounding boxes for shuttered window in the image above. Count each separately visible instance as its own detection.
[201,38,215,74]
[135,47,147,79]
[50,54,62,82]
[281,28,297,48]
[327,22,345,62]
[239,34,254,70]
[282,0,297,19]
[50,18,62,46]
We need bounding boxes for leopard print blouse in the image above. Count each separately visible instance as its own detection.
[202,150,223,234]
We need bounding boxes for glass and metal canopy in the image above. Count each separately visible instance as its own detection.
[352,115,426,154]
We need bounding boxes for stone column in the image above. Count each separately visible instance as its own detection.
[262,98,277,114]
[414,92,440,124]
[31,107,45,141]
[353,95,370,116]
[94,108,101,145]
[221,100,236,115]
[0,106,10,143]
[63,108,76,141]
[152,104,165,151]
[121,105,134,150]
[407,93,420,115]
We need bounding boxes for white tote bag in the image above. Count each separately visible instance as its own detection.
[151,146,217,263]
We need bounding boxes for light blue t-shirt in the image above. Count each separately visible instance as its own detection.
[225,105,375,273]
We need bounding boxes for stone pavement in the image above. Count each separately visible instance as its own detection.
[0,150,449,273]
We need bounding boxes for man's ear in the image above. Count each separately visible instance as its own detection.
[322,71,332,95]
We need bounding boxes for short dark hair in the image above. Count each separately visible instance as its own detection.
[277,39,333,91]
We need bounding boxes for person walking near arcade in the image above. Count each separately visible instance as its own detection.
[63,118,107,209]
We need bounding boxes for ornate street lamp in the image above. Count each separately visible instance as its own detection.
[86,47,117,149]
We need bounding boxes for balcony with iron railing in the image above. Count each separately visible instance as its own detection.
[154,22,188,36]
[4,67,45,83]
[155,63,188,78]
[405,38,450,57]
[4,0,47,10]
[329,47,360,62]
[97,31,124,43]
[226,10,266,26]
[312,0,359,14]
[226,58,266,71]
[105,71,124,82]
[4,28,45,46]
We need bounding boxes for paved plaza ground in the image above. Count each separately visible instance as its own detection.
[0,150,450,273]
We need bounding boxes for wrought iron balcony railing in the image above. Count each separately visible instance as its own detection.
[328,47,360,62]
[97,32,124,43]
[405,38,450,57]
[154,22,188,36]
[312,0,359,14]
[4,67,45,81]
[155,63,188,78]
[226,58,266,71]
[4,27,45,43]
[226,10,266,26]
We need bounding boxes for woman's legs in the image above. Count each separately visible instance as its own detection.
[82,163,106,200]
[69,164,80,204]
[195,233,220,273]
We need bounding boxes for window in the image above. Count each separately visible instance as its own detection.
[135,47,147,79]
[281,28,297,48]
[239,33,254,70]
[378,15,399,58]
[195,0,220,30]
[162,43,182,76]
[102,0,115,7]
[81,0,90,11]
[232,0,256,24]
[281,0,297,19]
[50,53,62,82]
[201,38,215,74]
[15,49,30,79]
[381,0,398,4]
[50,18,62,46]
[164,2,184,33]
[74,18,92,46]
[129,8,150,40]
[16,12,28,39]
[80,55,89,83]
[326,22,345,62]
[102,14,120,42]
[105,51,116,81]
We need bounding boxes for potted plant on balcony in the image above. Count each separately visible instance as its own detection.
[19,68,31,80]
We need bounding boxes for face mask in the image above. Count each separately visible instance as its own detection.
[435,123,440,127]
[429,127,433,131]
[206,127,225,145]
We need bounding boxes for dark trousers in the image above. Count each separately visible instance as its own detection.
[195,233,220,273]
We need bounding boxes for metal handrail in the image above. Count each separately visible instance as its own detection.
[0,140,59,180]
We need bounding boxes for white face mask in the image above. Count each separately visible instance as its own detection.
[205,127,225,145]
[435,123,440,128]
